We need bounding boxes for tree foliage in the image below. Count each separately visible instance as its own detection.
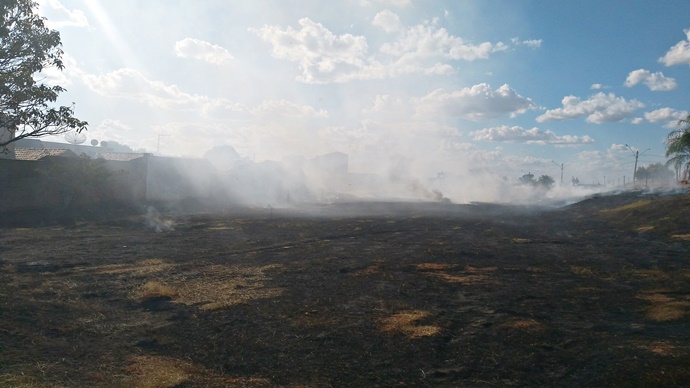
[518,172,555,189]
[665,114,690,180]
[635,163,674,184]
[0,0,87,151]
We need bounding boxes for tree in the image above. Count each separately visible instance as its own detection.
[635,163,674,185]
[0,0,87,153]
[536,174,555,188]
[665,114,690,181]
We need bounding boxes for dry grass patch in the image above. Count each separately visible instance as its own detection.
[136,281,180,300]
[499,318,546,331]
[511,238,531,244]
[600,199,651,214]
[118,354,234,388]
[671,233,690,241]
[635,340,680,356]
[416,263,457,271]
[87,258,176,276]
[637,292,690,322]
[380,310,440,338]
[129,264,284,311]
[420,264,498,285]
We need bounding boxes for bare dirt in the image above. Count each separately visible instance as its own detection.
[1,191,689,387]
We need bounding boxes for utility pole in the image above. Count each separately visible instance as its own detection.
[551,160,564,185]
[157,134,170,154]
[625,144,650,187]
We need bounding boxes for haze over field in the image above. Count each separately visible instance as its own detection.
[33,0,690,202]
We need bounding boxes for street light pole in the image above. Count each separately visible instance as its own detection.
[551,160,564,185]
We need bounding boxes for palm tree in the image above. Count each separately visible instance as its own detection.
[665,114,690,182]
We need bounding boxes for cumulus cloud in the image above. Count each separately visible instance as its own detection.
[39,0,89,28]
[415,83,536,121]
[624,69,677,91]
[471,125,594,145]
[659,29,690,66]
[644,107,689,127]
[174,38,234,65]
[590,84,603,90]
[381,22,506,62]
[536,92,644,124]
[251,18,369,83]
[251,17,512,83]
[372,10,402,32]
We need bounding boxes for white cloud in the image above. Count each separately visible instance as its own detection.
[511,38,542,48]
[251,18,369,84]
[81,68,244,115]
[372,10,402,32]
[590,83,603,90]
[536,92,644,124]
[174,38,234,65]
[250,100,329,119]
[251,17,511,83]
[631,117,644,124]
[359,0,411,7]
[471,125,594,145]
[624,69,677,91]
[39,0,89,28]
[416,83,536,121]
[381,22,504,62]
[644,107,689,127]
[659,29,690,66]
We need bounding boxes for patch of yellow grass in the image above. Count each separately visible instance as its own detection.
[635,340,678,356]
[499,318,545,331]
[419,265,498,285]
[671,233,690,241]
[136,281,180,300]
[416,263,457,271]
[86,258,175,276]
[637,292,690,322]
[511,238,531,244]
[380,310,440,338]
[600,199,651,214]
[121,355,191,388]
[129,264,284,311]
[636,226,655,233]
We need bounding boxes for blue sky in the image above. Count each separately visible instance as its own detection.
[36,0,690,187]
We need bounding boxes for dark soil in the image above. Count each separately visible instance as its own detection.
[1,191,689,387]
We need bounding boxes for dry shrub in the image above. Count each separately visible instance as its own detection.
[380,310,440,339]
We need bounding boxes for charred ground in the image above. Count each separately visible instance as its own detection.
[1,191,689,387]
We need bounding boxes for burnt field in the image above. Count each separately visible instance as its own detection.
[1,191,690,387]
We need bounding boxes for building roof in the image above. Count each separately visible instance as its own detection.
[14,148,79,161]
[96,152,147,161]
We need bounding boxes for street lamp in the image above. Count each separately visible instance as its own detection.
[551,160,564,185]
